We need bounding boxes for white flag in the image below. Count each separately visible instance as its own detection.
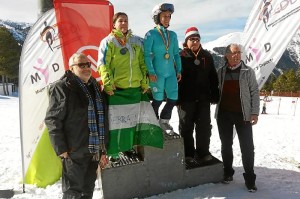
[242,0,300,89]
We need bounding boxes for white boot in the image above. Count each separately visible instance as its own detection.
[159,119,174,135]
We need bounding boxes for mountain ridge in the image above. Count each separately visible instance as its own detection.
[1,19,299,76]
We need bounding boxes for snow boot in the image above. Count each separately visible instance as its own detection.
[222,176,233,184]
[159,119,174,135]
[243,173,257,192]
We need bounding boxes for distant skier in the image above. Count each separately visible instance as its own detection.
[261,102,267,114]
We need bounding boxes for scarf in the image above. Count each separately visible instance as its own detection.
[75,76,105,158]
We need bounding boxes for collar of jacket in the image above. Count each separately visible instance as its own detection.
[181,46,203,58]
[63,70,93,91]
[156,24,168,32]
[111,29,132,40]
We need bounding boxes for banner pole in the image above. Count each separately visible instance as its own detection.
[18,86,26,193]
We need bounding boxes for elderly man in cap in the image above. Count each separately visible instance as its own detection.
[178,26,219,163]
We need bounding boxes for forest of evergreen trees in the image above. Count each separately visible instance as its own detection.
[262,68,300,96]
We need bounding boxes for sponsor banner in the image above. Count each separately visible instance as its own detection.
[242,0,300,89]
[19,0,113,187]
[53,0,113,81]
[19,9,65,187]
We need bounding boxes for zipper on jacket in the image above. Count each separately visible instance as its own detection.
[129,50,133,87]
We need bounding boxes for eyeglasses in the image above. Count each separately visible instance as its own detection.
[72,62,91,69]
[229,51,242,55]
[188,37,200,42]
[160,3,174,13]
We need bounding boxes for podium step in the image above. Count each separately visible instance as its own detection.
[101,137,223,199]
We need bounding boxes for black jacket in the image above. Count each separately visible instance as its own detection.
[45,71,109,159]
[178,47,220,104]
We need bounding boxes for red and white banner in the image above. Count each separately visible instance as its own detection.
[54,0,114,81]
[19,0,113,187]
[242,0,300,89]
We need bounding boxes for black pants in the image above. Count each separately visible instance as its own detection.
[178,101,212,158]
[62,155,99,199]
[152,98,177,119]
[217,111,255,177]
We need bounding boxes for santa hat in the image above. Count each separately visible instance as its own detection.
[185,27,200,39]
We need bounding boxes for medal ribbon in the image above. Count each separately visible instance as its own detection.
[113,33,126,47]
[156,26,170,54]
[191,47,201,61]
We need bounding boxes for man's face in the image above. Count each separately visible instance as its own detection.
[70,56,92,83]
[186,36,201,52]
[226,45,242,66]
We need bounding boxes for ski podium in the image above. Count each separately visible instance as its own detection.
[101,134,223,199]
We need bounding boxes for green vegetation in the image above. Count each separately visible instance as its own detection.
[0,26,21,95]
[262,68,300,93]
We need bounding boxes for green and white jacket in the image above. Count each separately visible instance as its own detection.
[97,29,148,92]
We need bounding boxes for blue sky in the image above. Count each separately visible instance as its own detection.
[0,0,256,43]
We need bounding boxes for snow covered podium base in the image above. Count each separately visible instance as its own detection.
[101,135,223,199]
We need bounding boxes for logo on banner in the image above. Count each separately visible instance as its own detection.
[245,38,271,63]
[245,37,273,71]
[259,0,273,30]
[258,0,299,30]
[31,58,60,85]
[30,58,61,94]
[40,21,60,51]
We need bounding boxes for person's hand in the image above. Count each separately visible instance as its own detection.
[149,75,157,82]
[251,114,258,125]
[106,90,114,96]
[59,152,68,159]
[177,74,182,82]
[105,85,116,96]
[99,154,109,169]
[142,88,149,94]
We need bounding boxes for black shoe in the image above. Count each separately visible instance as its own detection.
[185,156,195,164]
[246,184,257,192]
[222,176,233,184]
[243,173,257,192]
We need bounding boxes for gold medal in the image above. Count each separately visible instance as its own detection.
[165,53,170,59]
[156,26,171,61]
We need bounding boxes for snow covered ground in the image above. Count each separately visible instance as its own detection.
[1,95,300,199]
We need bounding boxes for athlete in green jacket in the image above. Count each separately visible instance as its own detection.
[98,12,148,95]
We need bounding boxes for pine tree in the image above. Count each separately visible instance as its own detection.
[262,74,276,92]
[284,69,298,92]
[0,26,21,95]
[273,74,287,93]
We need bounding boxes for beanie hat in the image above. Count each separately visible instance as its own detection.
[185,27,200,39]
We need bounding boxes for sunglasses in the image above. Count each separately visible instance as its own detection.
[72,62,91,69]
[188,37,200,42]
